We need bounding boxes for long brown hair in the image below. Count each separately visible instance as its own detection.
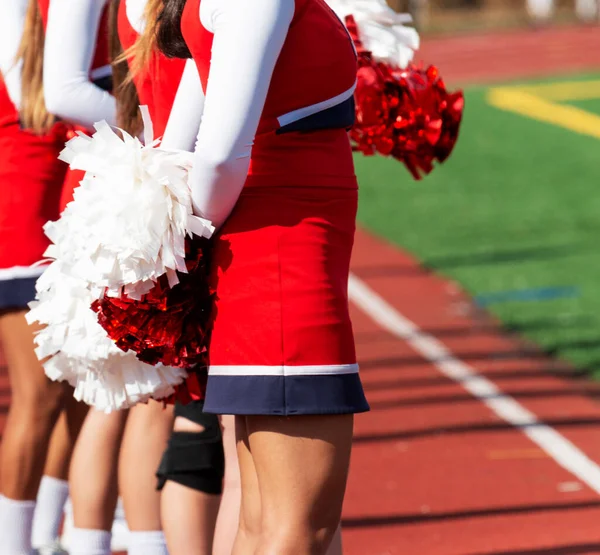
[111,0,164,136]
[17,0,56,134]
[130,0,162,75]
[156,0,191,59]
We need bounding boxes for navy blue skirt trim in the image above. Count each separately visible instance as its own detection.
[0,276,37,310]
[203,372,369,416]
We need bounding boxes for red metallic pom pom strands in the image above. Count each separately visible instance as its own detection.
[165,369,208,406]
[92,238,213,372]
[346,15,464,179]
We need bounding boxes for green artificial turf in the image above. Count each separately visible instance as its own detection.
[568,98,600,117]
[354,74,600,376]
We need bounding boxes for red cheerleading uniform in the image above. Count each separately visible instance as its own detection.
[0,1,69,310]
[176,0,369,415]
[0,78,18,129]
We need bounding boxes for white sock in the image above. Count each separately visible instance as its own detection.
[68,528,112,555]
[114,497,126,520]
[0,496,36,555]
[31,476,70,548]
[59,499,74,551]
[127,530,169,555]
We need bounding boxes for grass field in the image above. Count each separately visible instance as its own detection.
[355,73,600,376]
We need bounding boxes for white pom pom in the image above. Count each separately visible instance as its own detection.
[52,121,214,298]
[26,261,188,413]
[327,0,420,68]
[27,110,209,411]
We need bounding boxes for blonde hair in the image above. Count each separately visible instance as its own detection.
[129,0,162,77]
[17,0,56,134]
[111,0,162,135]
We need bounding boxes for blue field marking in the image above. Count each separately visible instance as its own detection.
[474,286,580,307]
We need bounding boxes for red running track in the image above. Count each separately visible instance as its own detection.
[3,229,600,554]
[343,230,600,555]
[342,25,600,554]
[418,25,600,85]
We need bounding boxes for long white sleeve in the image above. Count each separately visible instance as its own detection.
[161,60,205,152]
[43,0,116,128]
[188,0,294,228]
[125,0,146,33]
[0,0,28,108]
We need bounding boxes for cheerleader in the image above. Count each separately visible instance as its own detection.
[40,4,123,552]
[156,0,369,551]
[0,2,87,554]
[41,2,170,554]
[116,2,240,553]
[40,1,238,554]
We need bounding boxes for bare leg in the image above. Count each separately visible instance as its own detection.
[0,311,67,500]
[161,415,221,555]
[162,480,220,555]
[42,412,72,482]
[69,409,127,530]
[213,415,241,555]
[234,414,353,555]
[32,397,88,548]
[231,416,261,555]
[119,402,173,531]
[43,396,89,481]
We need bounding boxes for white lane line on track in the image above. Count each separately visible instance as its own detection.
[348,273,600,495]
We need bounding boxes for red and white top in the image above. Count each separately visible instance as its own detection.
[161,0,359,229]
[41,0,115,128]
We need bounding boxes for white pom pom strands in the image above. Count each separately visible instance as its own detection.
[26,262,189,412]
[53,120,214,300]
[326,0,420,68]
[27,111,212,412]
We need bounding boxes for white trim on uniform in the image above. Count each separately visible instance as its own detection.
[209,363,359,377]
[90,64,112,80]
[276,80,357,128]
[0,265,46,281]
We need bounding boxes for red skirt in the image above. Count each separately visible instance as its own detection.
[0,121,68,309]
[203,184,369,416]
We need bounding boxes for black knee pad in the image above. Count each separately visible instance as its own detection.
[156,402,225,495]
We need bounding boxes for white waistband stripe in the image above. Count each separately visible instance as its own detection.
[0,265,46,281]
[209,363,359,377]
[277,81,357,128]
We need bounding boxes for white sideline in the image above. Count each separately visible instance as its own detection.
[348,273,600,495]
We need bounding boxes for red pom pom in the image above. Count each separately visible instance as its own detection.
[91,238,214,369]
[346,16,464,179]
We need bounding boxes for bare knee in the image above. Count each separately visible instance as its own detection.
[259,507,341,555]
[257,519,339,555]
[237,502,262,543]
